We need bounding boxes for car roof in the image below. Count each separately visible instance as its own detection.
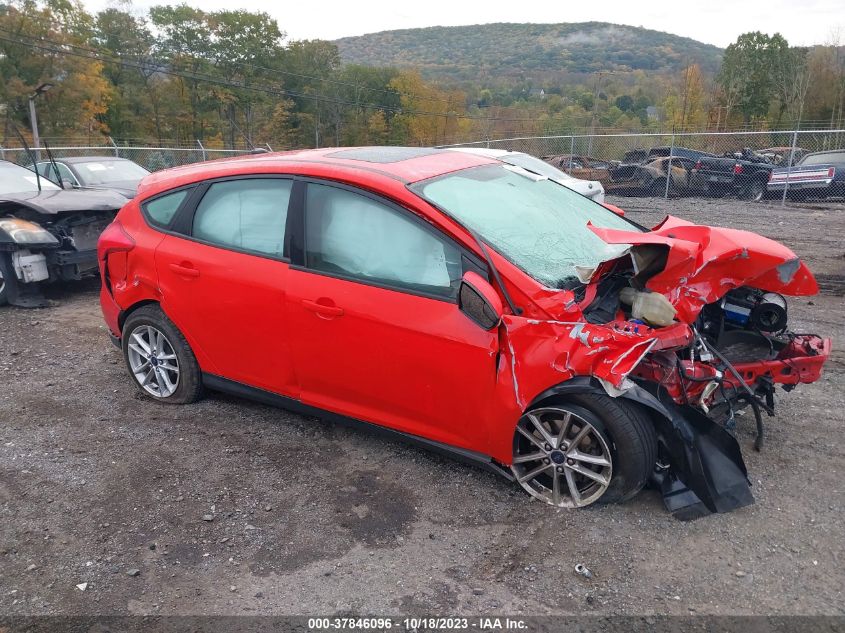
[137,147,497,198]
[444,147,513,158]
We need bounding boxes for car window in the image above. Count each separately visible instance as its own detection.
[55,163,78,185]
[801,152,845,166]
[412,164,637,289]
[35,162,74,184]
[304,183,462,298]
[192,179,292,258]
[144,189,191,227]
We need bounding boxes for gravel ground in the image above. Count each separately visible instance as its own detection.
[1,196,843,617]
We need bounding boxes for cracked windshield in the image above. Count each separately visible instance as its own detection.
[414,164,637,289]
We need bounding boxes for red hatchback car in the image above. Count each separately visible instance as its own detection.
[98,147,830,517]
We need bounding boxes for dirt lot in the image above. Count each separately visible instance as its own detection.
[1,196,844,617]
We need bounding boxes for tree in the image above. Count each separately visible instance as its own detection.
[718,32,789,123]
[0,0,113,142]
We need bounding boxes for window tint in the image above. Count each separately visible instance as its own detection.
[192,179,292,257]
[304,183,462,297]
[144,189,190,227]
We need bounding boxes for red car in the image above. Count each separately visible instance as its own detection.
[97,147,831,517]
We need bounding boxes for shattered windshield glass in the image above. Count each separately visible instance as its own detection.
[413,164,639,289]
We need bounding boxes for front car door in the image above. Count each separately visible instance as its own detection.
[285,180,500,452]
[154,176,298,395]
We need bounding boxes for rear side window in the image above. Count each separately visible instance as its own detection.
[144,190,190,227]
[304,183,463,298]
[802,152,845,166]
[192,179,292,258]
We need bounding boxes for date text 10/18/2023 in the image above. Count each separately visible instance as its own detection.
[307,617,528,631]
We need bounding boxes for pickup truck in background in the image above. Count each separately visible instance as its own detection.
[692,148,777,201]
[767,149,845,200]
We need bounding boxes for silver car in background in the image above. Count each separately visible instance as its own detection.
[444,147,605,203]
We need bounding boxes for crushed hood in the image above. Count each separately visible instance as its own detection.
[589,215,819,322]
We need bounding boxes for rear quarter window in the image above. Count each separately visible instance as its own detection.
[143,189,191,228]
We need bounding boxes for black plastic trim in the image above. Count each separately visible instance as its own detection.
[201,373,513,481]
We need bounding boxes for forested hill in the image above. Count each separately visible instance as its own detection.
[335,22,723,81]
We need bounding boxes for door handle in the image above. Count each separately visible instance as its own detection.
[302,299,344,317]
[169,262,200,278]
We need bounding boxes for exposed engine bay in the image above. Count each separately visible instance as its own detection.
[0,210,117,307]
[501,215,831,519]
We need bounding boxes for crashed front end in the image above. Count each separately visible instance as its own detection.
[502,216,830,518]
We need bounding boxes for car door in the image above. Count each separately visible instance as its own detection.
[154,176,298,396]
[285,180,500,452]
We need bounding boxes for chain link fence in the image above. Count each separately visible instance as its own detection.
[0,143,253,172]
[441,129,845,203]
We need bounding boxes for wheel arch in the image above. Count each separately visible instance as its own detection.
[118,298,161,333]
[527,375,671,425]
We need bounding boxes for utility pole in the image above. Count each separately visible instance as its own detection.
[27,82,53,161]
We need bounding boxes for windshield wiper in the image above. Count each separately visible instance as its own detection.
[9,121,41,192]
[44,141,64,189]
[465,226,522,316]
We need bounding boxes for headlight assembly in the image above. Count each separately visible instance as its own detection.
[0,218,59,245]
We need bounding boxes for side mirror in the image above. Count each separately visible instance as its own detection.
[602,202,626,217]
[459,271,503,330]
[61,179,77,189]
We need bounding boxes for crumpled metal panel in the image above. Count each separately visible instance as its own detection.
[588,215,819,322]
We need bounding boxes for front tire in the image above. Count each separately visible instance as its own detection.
[511,394,656,507]
[0,253,17,306]
[122,304,203,404]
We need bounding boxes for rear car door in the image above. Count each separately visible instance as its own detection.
[154,176,298,396]
[285,180,499,452]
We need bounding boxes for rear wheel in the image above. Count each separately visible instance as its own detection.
[648,178,675,198]
[511,394,656,507]
[122,305,203,404]
[740,179,765,201]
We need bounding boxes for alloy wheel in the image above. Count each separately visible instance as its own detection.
[511,407,613,508]
[126,325,180,397]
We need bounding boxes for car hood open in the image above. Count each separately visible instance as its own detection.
[588,215,819,322]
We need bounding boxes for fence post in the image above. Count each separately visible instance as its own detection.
[0,144,4,160]
[568,135,575,174]
[108,136,119,157]
[197,139,207,161]
[781,128,799,207]
[664,127,676,199]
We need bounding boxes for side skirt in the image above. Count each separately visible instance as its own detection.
[201,373,514,481]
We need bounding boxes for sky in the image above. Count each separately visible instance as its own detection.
[83,0,845,48]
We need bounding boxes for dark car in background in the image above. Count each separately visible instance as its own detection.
[767,149,845,200]
[34,156,150,199]
[540,154,620,185]
[0,160,127,306]
[692,148,777,201]
[608,156,708,196]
